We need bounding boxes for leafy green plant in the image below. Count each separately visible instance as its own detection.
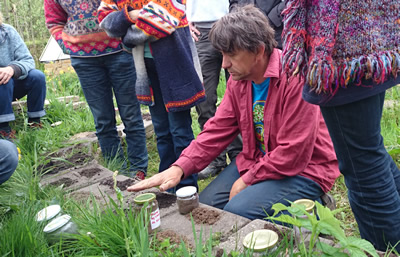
[267,201,378,257]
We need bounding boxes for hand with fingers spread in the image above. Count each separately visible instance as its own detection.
[0,67,14,85]
[188,22,200,41]
[128,165,184,192]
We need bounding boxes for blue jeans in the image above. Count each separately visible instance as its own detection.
[71,51,148,174]
[0,69,46,122]
[200,159,324,220]
[145,58,198,192]
[320,92,400,252]
[0,139,18,185]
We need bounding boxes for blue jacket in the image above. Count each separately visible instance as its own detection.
[0,24,35,80]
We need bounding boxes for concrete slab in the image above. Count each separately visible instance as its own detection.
[216,219,290,255]
[158,203,251,247]
[41,161,113,192]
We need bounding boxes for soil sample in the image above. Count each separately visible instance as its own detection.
[186,207,221,225]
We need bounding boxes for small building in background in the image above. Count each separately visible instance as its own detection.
[40,36,71,75]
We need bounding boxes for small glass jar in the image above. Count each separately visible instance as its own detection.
[36,205,62,224]
[43,214,78,244]
[176,186,199,215]
[133,193,161,233]
[243,229,279,255]
[293,199,315,243]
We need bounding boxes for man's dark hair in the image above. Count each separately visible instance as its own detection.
[209,5,277,55]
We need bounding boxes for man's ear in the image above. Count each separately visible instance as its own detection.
[256,44,266,60]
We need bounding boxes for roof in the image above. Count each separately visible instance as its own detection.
[39,36,70,63]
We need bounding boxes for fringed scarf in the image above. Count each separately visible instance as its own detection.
[282,0,400,95]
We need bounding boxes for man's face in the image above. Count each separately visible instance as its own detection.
[221,49,258,81]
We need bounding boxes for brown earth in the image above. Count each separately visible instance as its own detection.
[263,222,288,242]
[39,151,91,175]
[156,229,192,249]
[186,207,221,225]
[79,167,102,178]
[100,177,136,191]
[49,177,75,188]
[155,192,177,209]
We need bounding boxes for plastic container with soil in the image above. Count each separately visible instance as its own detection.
[176,186,199,215]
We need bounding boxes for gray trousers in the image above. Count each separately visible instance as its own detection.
[195,27,242,168]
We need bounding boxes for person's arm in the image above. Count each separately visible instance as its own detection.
[4,26,34,81]
[128,80,241,192]
[241,76,321,185]
[44,0,68,53]
[97,0,135,38]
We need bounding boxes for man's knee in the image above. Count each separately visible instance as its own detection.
[0,140,18,185]
[28,69,46,89]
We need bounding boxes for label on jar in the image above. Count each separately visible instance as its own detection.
[150,208,161,230]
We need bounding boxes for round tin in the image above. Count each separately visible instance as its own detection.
[243,229,279,252]
[293,199,315,213]
[36,205,62,222]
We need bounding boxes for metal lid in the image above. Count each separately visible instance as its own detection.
[134,193,156,204]
[43,214,71,233]
[36,205,61,222]
[293,199,315,213]
[176,186,197,198]
[243,229,279,252]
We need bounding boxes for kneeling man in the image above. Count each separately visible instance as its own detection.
[129,5,340,220]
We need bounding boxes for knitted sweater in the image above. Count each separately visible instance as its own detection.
[44,0,122,57]
[282,0,400,103]
[98,0,205,112]
[0,24,35,80]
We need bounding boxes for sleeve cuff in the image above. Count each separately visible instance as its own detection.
[173,156,195,180]
[9,64,22,79]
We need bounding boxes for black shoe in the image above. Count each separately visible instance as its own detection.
[198,165,224,180]
[321,193,336,211]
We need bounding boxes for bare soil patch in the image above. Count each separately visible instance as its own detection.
[49,177,75,188]
[39,151,91,175]
[186,207,221,225]
[156,229,192,249]
[155,192,177,209]
[79,167,102,178]
[100,177,136,191]
[263,222,287,242]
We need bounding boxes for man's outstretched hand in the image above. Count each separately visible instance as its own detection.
[127,165,184,192]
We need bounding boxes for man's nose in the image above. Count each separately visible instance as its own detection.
[221,56,231,69]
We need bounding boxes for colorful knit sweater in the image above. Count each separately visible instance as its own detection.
[98,0,205,112]
[282,0,400,98]
[44,0,122,57]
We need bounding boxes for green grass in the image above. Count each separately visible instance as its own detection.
[0,71,399,256]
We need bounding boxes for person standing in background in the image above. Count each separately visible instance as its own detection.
[229,0,285,49]
[44,0,148,179]
[187,0,243,179]
[282,0,400,251]
[0,11,46,140]
[98,0,206,192]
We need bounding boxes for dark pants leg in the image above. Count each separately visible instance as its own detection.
[320,92,400,252]
[199,159,324,220]
[0,69,46,123]
[145,58,198,192]
[71,52,148,174]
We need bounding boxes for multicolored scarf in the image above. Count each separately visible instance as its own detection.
[282,0,400,95]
